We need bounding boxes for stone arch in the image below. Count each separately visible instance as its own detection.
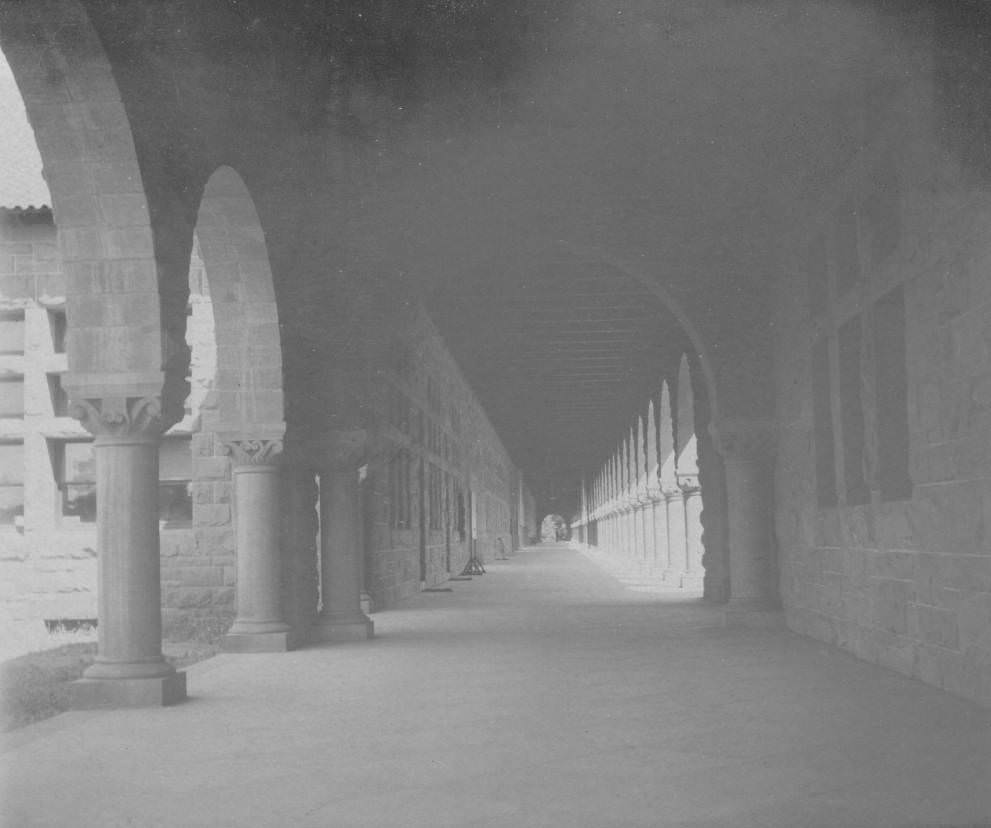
[674,354,704,590]
[164,165,291,649]
[675,354,698,478]
[0,1,163,403]
[636,412,648,487]
[658,381,676,486]
[192,166,285,440]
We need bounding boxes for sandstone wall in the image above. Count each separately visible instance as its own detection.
[363,304,518,610]
[774,74,991,707]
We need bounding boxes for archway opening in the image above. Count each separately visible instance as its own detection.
[159,165,288,638]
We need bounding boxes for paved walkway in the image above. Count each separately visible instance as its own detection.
[2,543,989,828]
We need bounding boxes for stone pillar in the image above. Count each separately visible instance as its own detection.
[680,475,704,591]
[629,500,643,565]
[712,420,781,625]
[638,492,651,567]
[312,430,374,642]
[69,396,186,708]
[221,438,291,652]
[650,485,668,578]
[663,487,687,586]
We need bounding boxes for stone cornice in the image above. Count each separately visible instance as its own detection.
[70,396,164,441]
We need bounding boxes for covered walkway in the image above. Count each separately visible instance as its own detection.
[2,543,988,828]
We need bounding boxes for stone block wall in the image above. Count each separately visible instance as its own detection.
[774,75,991,707]
[0,215,226,655]
[363,304,519,610]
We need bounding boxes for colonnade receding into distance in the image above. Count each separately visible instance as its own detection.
[572,355,703,589]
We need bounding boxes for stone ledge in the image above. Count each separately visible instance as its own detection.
[70,671,187,709]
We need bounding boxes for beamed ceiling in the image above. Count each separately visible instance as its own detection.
[428,257,692,484]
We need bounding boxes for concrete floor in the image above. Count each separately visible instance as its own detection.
[2,543,989,828]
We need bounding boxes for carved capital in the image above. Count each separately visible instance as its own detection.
[677,473,700,493]
[70,396,164,441]
[659,474,680,497]
[223,439,284,467]
[709,419,776,462]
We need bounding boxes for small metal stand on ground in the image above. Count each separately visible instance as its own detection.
[460,546,486,575]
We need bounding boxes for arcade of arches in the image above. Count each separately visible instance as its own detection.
[0,0,990,714]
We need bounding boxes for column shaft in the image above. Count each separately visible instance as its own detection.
[70,396,185,708]
[223,439,291,651]
[683,489,704,590]
[664,491,687,585]
[724,455,773,604]
[651,497,668,577]
[713,420,781,625]
[313,467,374,642]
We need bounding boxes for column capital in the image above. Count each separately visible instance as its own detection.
[70,395,165,441]
[677,472,700,493]
[222,438,284,467]
[709,419,776,461]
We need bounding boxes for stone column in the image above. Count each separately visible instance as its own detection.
[638,490,652,568]
[650,481,668,578]
[680,474,704,591]
[69,396,186,708]
[712,420,781,625]
[629,499,643,566]
[312,430,374,642]
[221,438,291,652]
[663,487,687,586]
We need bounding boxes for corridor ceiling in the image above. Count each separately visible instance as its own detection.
[42,0,950,500]
[319,0,933,493]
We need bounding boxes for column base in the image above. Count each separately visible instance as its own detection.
[722,599,784,629]
[70,671,187,709]
[311,614,374,643]
[221,630,292,653]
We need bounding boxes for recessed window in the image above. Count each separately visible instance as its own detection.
[159,435,192,526]
[838,316,869,506]
[874,286,912,500]
[47,373,68,416]
[389,448,411,530]
[47,309,67,354]
[52,440,97,524]
[833,201,861,296]
[864,154,901,268]
[812,338,837,508]
[0,441,24,525]
[428,462,442,531]
[807,234,829,319]
[0,376,25,418]
[0,310,25,355]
